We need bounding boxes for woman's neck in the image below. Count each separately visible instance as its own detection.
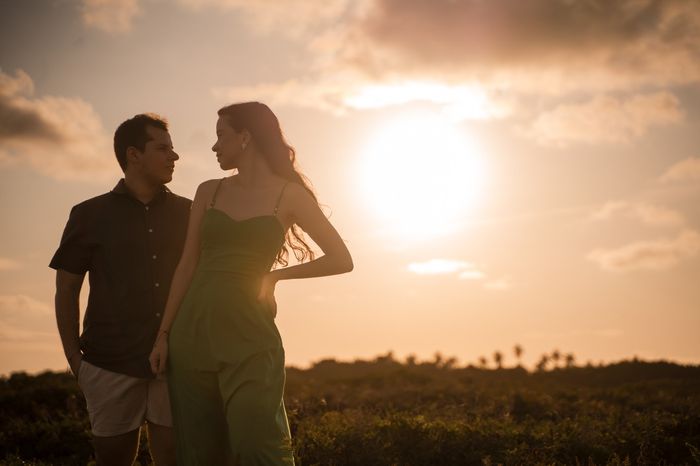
[233,153,280,189]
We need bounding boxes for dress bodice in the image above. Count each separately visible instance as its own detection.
[197,208,285,280]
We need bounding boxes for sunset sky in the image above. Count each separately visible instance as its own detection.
[1,0,699,375]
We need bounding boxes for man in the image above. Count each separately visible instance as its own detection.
[50,114,191,466]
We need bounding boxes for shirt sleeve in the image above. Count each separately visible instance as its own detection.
[49,205,93,274]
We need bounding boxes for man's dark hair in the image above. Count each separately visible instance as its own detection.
[113,113,169,171]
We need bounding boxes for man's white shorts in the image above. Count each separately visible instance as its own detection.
[77,359,173,437]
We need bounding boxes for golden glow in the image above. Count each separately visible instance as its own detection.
[359,112,486,240]
[343,81,508,121]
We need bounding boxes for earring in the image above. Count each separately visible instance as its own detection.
[241,142,247,151]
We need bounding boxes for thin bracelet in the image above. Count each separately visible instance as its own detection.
[154,330,169,346]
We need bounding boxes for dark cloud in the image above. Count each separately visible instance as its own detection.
[339,0,700,91]
[0,70,65,143]
[0,69,115,182]
[0,97,66,143]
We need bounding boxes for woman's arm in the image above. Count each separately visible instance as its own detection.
[149,179,217,374]
[258,183,353,312]
[279,182,353,279]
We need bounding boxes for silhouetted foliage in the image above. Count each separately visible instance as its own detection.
[514,344,523,367]
[493,350,503,369]
[2,357,700,465]
[551,349,562,369]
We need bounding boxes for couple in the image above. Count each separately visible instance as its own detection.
[50,102,354,465]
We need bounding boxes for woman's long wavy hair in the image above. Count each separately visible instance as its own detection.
[218,101,317,267]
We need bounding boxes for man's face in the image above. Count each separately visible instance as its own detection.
[136,126,179,184]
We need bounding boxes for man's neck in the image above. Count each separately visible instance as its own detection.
[123,175,162,204]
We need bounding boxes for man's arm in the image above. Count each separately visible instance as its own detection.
[55,269,85,376]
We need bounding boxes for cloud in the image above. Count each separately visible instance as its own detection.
[524,92,683,147]
[0,294,54,339]
[591,201,684,227]
[0,294,52,318]
[0,321,56,344]
[0,69,117,182]
[0,295,57,347]
[212,74,513,122]
[81,0,351,37]
[178,0,352,36]
[407,259,503,288]
[660,157,700,183]
[588,230,700,272]
[340,0,700,94]
[0,258,21,271]
[212,78,348,115]
[209,0,700,121]
[82,0,141,34]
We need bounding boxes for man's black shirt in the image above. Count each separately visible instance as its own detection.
[50,179,191,378]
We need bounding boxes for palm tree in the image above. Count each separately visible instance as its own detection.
[513,344,524,367]
[551,349,561,369]
[536,354,549,372]
[493,350,503,369]
[565,353,575,368]
[478,356,488,369]
[433,351,444,367]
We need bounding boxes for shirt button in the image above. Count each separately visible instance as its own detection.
[148,228,153,233]
[145,206,150,211]
[155,282,160,287]
[156,313,161,317]
[152,254,157,260]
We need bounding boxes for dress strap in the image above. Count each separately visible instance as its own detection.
[209,178,224,208]
[273,182,289,216]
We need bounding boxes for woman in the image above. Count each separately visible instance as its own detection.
[149,102,353,465]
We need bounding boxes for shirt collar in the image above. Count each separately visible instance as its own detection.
[111,178,170,204]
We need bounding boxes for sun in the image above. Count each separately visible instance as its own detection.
[359,112,486,240]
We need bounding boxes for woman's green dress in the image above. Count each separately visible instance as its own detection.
[168,181,294,465]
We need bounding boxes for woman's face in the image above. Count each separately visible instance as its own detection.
[212,116,247,170]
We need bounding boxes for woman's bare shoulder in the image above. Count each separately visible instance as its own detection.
[192,177,226,202]
[285,181,313,199]
[197,177,226,192]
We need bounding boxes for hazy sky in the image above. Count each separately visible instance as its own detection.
[1,0,699,375]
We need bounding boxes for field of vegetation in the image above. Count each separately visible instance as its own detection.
[1,351,699,465]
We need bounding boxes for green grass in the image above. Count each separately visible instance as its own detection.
[2,358,699,465]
